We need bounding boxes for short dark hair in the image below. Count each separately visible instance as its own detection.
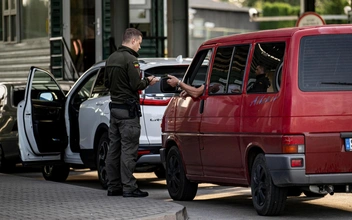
[122,28,142,44]
[257,64,265,72]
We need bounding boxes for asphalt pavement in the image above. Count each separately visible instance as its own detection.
[0,173,187,220]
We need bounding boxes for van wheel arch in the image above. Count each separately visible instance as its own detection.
[164,139,178,160]
[247,146,264,182]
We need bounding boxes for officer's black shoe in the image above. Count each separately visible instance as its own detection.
[123,188,149,197]
[107,189,123,196]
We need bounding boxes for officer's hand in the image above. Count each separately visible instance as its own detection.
[147,75,159,86]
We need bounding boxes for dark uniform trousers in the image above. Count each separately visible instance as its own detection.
[105,107,140,192]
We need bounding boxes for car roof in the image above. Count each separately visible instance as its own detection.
[89,56,193,71]
[202,24,352,45]
[139,57,193,70]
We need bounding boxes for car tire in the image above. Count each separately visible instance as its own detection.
[97,132,109,189]
[154,166,166,179]
[166,146,198,201]
[251,154,287,216]
[42,164,70,182]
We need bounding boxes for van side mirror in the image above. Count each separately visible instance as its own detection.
[160,77,178,93]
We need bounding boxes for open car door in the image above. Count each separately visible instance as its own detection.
[17,67,68,164]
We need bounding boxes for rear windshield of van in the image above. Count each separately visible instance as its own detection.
[298,34,352,92]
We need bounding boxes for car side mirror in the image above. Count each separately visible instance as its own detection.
[39,92,54,101]
[160,77,178,93]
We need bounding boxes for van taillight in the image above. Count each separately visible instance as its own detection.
[282,135,305,153]
[140,98,171,106]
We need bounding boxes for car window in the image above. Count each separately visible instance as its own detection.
[91,68,109,98]
[209,47,234,94]
[13,86,26,107]
[208,45,250,95]
[72,69,99,104]
[184,49,212,88]
[143,66,188,94]
[58,83,74,95]
[299,34,352,92]
[247,42,285,93]
[228,45,250,94]
[31,69,65,102]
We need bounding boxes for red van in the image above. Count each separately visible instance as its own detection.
[160,25,352,216]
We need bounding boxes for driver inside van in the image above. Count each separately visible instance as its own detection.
[247,64,271,93]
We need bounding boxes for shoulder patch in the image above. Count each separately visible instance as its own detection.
[133,61,140,68]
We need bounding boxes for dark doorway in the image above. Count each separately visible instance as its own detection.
[70,0,95,74]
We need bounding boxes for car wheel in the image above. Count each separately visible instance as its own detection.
[97,132,109,189]
[154,166,166,179]
[251,154,287,216]
[166,146,198,201]
[42,164,70,182]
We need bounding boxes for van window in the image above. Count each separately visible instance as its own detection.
[247,42,285,93]
[209,47,233,94]
[209,45,250,94]
[228,45,250,93]
[184,49,212,88]
[299,34,352,92]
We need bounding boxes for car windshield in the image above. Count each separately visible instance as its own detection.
[143,65,189,94]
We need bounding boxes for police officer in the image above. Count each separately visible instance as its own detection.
[248,64,271,93]
[105,28,158,197]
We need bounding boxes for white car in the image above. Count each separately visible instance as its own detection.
[17,57,191,188]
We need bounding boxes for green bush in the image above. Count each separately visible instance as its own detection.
[259,2,300,30]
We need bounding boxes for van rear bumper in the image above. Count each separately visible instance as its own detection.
[265,154,352,187]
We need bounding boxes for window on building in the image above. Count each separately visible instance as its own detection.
[3,0,17,42]
[22,0,49,39]
[0,1,3,41]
